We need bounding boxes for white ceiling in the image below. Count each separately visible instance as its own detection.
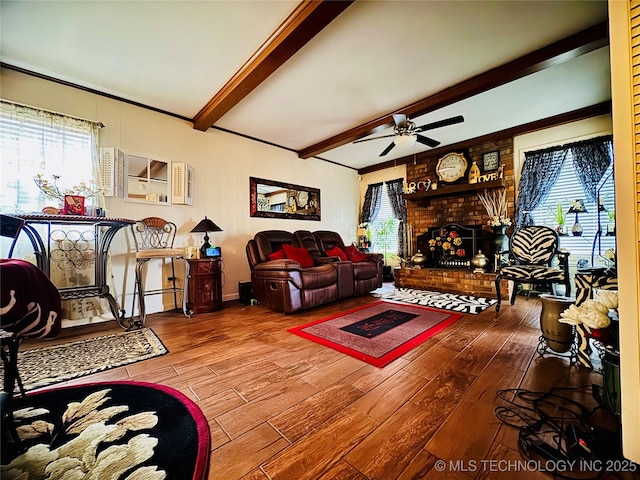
[0,0,610,171]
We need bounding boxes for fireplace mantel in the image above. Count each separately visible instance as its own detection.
[404,178,505,205]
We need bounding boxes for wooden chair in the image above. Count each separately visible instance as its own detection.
[130,217,191,328]
[494,226,570,311]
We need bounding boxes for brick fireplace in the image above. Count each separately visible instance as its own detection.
[395,268,509,299]
[405,138,515,250]
[396,136,516,298]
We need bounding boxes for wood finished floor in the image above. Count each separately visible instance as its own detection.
[23,288,632,480]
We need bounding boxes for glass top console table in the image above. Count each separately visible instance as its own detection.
[12,214,135,329]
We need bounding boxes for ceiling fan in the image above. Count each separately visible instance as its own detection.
[353,114,464,156]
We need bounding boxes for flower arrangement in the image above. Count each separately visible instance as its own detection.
[559,290,619,353]
[428,228,466,258]
[34,173,103,202]
[477,189,512,227]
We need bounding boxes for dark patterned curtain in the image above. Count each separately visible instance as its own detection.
[386,178,407,258]
[570,135,613,204]
[359,182,383,225]
[515,147,568,229]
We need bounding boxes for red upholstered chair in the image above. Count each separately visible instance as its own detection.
[1,258,62,444]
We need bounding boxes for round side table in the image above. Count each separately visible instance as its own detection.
[538,294,577,362]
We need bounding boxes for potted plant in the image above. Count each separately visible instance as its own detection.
[606,208,615,236]
[548,201,567,236]
[373,217,397,281]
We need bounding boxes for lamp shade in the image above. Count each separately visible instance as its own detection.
[191,216,222,258]
[190,216,222,233]
[393,134,417,148]
[568,200,587,237]
[568,199,587,214]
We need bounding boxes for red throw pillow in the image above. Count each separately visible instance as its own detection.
[325,246,348,261]
[344,244,368,262]
[282,244,315,268]
[268,248,286,261]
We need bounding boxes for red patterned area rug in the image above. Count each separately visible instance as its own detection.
[288,301,464,367]
[1,381,210,480]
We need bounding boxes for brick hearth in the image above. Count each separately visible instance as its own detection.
[394,267,509,299]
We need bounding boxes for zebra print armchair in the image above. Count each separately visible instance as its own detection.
[494,226,571,312]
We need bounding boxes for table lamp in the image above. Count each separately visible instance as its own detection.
[190,216,222,258]
[568,199,587,236]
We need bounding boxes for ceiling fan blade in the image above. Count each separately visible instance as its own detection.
[353,134,396,144]
[379,142,396,156]
[392,113,408,129]
[415,135,440,148]
[415,115,464,132]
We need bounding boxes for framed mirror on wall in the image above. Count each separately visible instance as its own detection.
[250,177,320,221]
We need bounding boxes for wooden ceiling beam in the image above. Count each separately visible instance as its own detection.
[192,0,353,132]
[298,21,609,159]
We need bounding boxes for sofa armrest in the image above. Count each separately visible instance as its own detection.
[254,259,303,271]
[364,253,383,264]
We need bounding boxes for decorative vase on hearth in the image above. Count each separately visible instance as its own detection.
[411,250,427,268]
[470,250,489,273]
[490,225,509,258]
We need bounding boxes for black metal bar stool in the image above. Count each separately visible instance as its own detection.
[130,217,192,328]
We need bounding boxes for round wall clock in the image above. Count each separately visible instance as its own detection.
[436,152,468,183]
[296,190,309,207]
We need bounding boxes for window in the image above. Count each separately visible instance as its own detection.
[369,186,399,263]
[0,101,99,214]
[529,151,615,266]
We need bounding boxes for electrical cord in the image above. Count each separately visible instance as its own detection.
[495,385,632,480]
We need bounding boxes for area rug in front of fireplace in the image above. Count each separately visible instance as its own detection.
[374,288,497,314]
[288,301,463,367]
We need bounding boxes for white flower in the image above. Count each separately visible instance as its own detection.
[562,299,611,330]
[559,304,584,325]
[487,215,512,227]
[594,290,618,310]
[559,299,611,330]
[581,310,611,329]
[580,299,609,315]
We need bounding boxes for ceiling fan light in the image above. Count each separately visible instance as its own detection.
[394,134,416,147]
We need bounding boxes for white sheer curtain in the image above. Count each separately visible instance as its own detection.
[0,100,104,213]
[0,100,111,322]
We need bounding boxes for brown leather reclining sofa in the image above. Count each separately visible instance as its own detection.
[246,230,383,313]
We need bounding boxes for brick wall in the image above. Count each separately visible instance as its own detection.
[406,137,516,255]
[395,268,509,299]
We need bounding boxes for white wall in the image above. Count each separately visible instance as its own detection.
[1,68,360,319]
[359,164,407,201]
